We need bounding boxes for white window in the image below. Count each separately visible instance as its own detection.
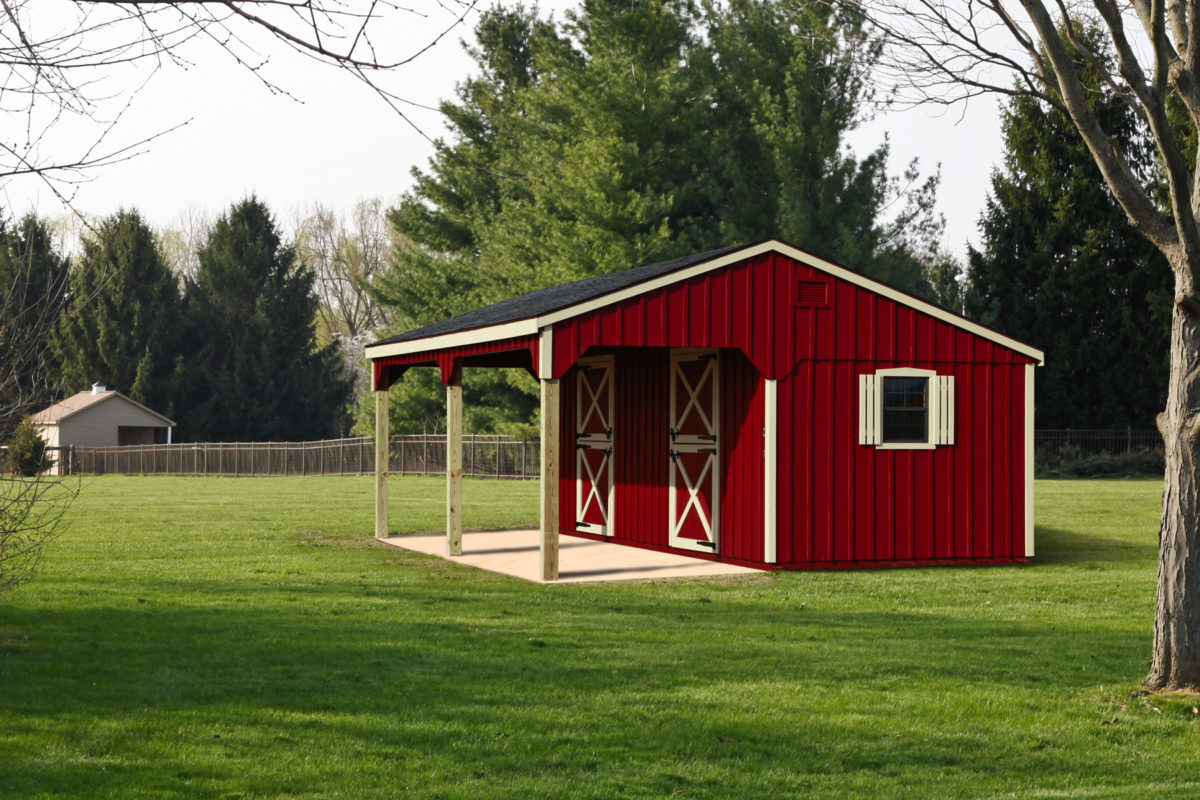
[858,368,955,449]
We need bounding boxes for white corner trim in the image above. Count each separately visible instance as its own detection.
[764,378,778,564]
[364,318,540,359]
[539,326,554,379]
[1025,363,1036,558]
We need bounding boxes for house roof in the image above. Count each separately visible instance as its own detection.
[372,242,748,346]
[365,239,1045,364]
[32,390,176,427]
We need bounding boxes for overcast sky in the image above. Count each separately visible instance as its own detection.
[3,2,1003,262]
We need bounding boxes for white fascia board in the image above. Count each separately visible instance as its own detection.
[365,318,540,360]
[364,240,1045,366]
[536,240,1045,365]
[780,244,1046,365]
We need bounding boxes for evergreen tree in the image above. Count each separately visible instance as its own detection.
[178,197,352,442]
[965,27,1171,429]
[366,0,943,434]
[51,210,181,416]
[701,0,942,283]
[0,214,70,437]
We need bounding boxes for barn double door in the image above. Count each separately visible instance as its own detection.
[575,357,614,536]
[668,350,720,553]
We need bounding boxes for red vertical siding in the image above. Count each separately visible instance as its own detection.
[774,358,1028,567]
[538,251,1036,568]
[719,351,765,563]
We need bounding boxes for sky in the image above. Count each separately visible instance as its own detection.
[2,1,1005,262]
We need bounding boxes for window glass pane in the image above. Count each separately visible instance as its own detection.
[883,410,926,442]
[883,377,927,409]
[882,376,928,443]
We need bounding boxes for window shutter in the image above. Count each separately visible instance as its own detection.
[858,374,881,445]
[935,375,956,445]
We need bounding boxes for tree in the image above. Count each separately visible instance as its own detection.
[846,0,1200,690]
[156,207,215,283]
[292,199,394,343]
[177,197,353,442]
[0,2,473,200]
[5,417,49,477]
[965,27,1172,429]
[0,218,75,601]
[371,0,945,434]
[0,1,466,598]
[0,214,70,440]
[51,210,183,416]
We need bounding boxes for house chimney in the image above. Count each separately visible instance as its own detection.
[91,382,109,395]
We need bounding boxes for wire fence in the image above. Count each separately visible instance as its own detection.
[66,436,540,479]
[45,429,1164,479]
[1034,429,1161,459]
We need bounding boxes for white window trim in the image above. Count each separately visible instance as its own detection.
[859,367,955,450]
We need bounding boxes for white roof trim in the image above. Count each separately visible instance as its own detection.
[365,318,539,359]
[365,241,1046,365]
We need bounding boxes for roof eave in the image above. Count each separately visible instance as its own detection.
[38,391,177,427]
[364,317,541,359]
[364,240,1045,366]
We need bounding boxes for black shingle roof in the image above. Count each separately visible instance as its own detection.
[369,241,757,347]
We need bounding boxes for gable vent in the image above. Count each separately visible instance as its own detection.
[797,280,829,306]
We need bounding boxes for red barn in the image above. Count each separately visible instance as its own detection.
[366,240,1043,579]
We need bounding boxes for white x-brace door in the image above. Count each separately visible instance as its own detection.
[575,356,614,536]
[668,350,720,553]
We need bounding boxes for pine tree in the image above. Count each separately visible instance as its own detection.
[964,27,1171,429]
[366,1,942,435]
[701,0,942,285]
[51,210,180,415]
[0,214,70,437]
[178,197,352,442]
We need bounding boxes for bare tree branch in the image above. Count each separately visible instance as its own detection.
[0,1,475,207]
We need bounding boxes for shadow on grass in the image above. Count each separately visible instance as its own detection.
[1032,526,1153,566]
[0,570,1156,798]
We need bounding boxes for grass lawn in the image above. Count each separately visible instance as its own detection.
[1,475,1197,799]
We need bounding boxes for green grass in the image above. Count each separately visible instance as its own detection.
[1,475,1196,798]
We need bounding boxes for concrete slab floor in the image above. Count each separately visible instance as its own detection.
[379,529,764,584]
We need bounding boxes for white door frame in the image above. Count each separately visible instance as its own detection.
[575,355,615,536]
[668,349,720,553]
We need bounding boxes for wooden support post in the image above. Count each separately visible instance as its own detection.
[375,389,389,539]
[446,364,464,556]
[540,378,561,581]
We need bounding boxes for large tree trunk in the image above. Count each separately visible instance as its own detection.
[1149,275,1200,690]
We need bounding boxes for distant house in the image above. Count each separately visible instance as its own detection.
[32,383,176,448]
